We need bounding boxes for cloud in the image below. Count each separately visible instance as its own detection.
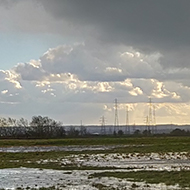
[38,0,190,49]
[0,70,22,104]
[39,0,190,70]
[39,43,165,82]
[14,60,46,81]
[2,1,190,124]
[11,43,190,107]
[2,0,190,70]
[40,44,107,81]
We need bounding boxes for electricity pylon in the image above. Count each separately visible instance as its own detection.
[147,97,157,134]
[100,116,106,135]
[125,105,130,134]
[114,98,119,133]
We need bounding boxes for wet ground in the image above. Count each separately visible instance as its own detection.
[0,146,190,189]
[0,145,126,153]
[0,168,181,190]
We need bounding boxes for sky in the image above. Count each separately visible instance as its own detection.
[1,0,190,125]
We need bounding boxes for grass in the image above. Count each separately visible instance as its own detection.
[0,136,190,147]
[1,136,190,153]
[90,170,190,188]
[0,136,190,169]
[0,151,118,170]
[1,137,190,188]
[13,186,62,190]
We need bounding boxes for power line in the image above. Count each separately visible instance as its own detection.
[125,105,130,134]
[153,105,156,125]
[100,116,106,135]
[147,97,157,134]
[153,105,157,134]
[148,97,153,126]
[114,98,119,133]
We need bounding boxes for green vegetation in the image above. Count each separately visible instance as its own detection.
[92,183,108,190]
[1,136,190,188]
[0,136,190,170]
[14,186,62,190]
[0,136,190,153]
[90,171,190,188]
[0,136,188,146]
[0,151,117,170]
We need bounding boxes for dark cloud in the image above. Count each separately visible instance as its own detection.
[2,0,190,124]
[36,0,190,69]
[2,0,190,68]
[0,0,19,8]
[41,0,190,50]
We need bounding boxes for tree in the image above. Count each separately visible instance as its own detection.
[7,117,17,126]
[30,116,62,127]
[0,117,17,127]
[0,117,9,127]
[17,118,29,127]
[68,126,79,137]
[118,130,124,136]
[30,116,63,138]
[170,128,189,136]
[134,129,141,136]
[142,129,151,136]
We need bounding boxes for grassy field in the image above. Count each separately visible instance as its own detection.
[0,136,190,169]
[90,171,190,188]
[0,136,190,146]
[0,136,190,152]
[0,136,190,162]
[1,136,190,189]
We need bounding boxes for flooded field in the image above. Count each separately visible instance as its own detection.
[0,138,190,189]
[0,168,181,190]
[0,145,127,153]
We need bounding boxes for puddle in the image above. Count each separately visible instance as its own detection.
[45,152,190,171]
[0,168,181,190]
[0,145,125,153]
[0,147,189,189]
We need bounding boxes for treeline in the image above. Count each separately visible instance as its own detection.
[132,128,190,137]
[0,116,65,138]
[0,116,93,138]
[0,116,190,138]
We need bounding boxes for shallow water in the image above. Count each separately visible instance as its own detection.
[0,147,189,189]
[0,168,181,190]
[0,145,124,153]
